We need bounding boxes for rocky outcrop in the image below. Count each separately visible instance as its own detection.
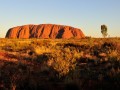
[6,24,85,39]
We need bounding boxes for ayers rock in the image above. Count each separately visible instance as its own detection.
[6,24,85,39]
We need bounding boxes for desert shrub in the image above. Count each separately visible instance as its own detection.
[2,40,31,52]
[46,48,78,77]
[102,42,116,51]
[33,46,51,55]
[31,39,52,47]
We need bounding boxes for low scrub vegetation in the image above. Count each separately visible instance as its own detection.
[0,38,120,90]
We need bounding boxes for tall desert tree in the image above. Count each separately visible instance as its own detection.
[101,24,108,38]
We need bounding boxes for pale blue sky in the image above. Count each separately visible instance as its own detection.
[0,0,120,37]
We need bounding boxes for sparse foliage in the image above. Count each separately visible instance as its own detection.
[101,24,108,38]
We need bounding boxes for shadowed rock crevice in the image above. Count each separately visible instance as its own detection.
[56,29,64,38]
[5,24,85,39]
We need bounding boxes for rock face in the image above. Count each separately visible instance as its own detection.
[6,24,85,39]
